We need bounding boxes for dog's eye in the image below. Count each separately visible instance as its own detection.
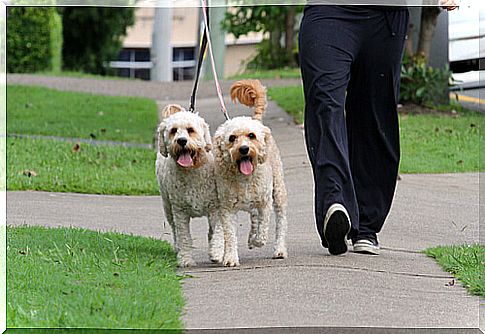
[170,128,177,135]
[248,133,256,140]
[187,127,195,134]
[229,135,236,143]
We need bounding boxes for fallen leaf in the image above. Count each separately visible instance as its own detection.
[72,143,81,153]
[21,170,37,177]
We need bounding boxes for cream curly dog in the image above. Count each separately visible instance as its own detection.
[156,104,224,267]
[214,80,288,267]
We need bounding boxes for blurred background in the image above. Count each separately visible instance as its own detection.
[5,3,484,109]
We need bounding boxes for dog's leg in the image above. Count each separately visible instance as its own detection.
[163,201,178,251]
[248,208,259,249]
[208,212,224,263]
[220,210,239,267]
[272,161,288,259]
[249,203,271,248]
[173,211,196,267]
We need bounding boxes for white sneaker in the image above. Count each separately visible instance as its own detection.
[353,239,380,255]
[323,203,351,255]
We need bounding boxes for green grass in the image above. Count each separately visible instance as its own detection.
[7,137,159,195]
[425,245,485,297]
[7,85,158,143]
[268,85,482,174]
[229,67,301,80]
[7,226,184,329]
[268,85,305,123]
[34,70,131,81]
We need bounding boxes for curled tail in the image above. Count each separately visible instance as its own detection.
[230,79,267,121]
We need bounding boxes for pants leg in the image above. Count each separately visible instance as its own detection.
[345,9,409,242]
[299,6,364,245]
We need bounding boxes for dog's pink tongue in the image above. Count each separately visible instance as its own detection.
[177,152,193,167]
[239,160,253,175]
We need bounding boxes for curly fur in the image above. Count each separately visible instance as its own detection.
[214,80,288,267]
[156,104,223,267]
[230,79,267,121]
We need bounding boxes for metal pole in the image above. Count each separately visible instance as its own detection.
[151,5,173,82]
[203,1,226,80]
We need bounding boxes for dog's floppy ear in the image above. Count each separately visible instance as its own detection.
[162,104,185,118]
[203,122,212,152]
[257,126,272,164]
[157,121,169,157]
[213,130,225,164]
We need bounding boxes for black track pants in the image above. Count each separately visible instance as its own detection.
[298,5,409,246]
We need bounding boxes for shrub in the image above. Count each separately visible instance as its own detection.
[60,8,134,75]
[400,55,454,107]
[7,7,62,73]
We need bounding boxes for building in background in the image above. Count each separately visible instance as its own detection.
[110,7,262,81]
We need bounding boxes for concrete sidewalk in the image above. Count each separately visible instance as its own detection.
[6,75,483,331]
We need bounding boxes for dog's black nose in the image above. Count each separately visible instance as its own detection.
[177,138,188,147]
[239,145,249,155]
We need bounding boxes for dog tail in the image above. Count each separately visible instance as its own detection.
[230,79,267,121]
[162,104,185,118]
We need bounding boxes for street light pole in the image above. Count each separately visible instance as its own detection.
[151,5,173,82]
[203,0,226,80]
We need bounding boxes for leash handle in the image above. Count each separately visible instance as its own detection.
[199,0,230,120]
[189,6,209,113]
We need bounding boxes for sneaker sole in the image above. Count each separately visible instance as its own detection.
[324,205,350,256]
[353,244,380,255]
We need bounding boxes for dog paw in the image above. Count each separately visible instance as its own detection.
[272,247,288,259]
[223,256,239,267]
[248,235,267,249]
[209,254,223,263]
[178,257,197,268]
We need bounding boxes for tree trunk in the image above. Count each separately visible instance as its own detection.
[285,7,296,66]
[417,7,441,61]
[269,25,282,69]
[405,22,415,59]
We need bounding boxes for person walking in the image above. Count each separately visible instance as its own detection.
[298,2,457,255]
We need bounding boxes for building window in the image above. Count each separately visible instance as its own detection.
[111,47,196,81]
[110,48,152,80]
[172,47,196,81]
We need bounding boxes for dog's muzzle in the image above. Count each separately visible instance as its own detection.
[239,145,249,155]
[177,137,188,147]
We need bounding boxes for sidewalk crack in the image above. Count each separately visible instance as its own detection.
[182,263,453,279]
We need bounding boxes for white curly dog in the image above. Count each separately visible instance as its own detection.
[214,79,288,267]
[156,104,224,267]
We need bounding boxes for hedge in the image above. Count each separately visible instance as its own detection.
[7,7,62,73]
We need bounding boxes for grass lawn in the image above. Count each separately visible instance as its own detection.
[7,137,159,195]
[229,67,301,80]
[7,226,183,329]
[33,70,131,81]
[7,85,158,144]
[268,85,482,174]
[425,245,485,297]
